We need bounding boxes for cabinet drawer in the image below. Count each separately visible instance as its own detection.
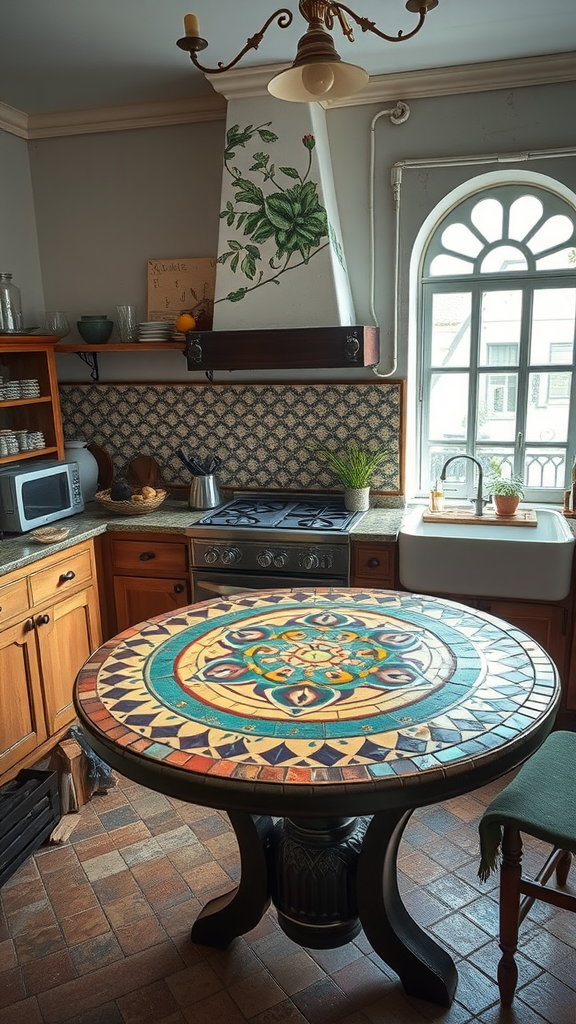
[29,549,93,607]
[0,578,29,625]
[352,543,395,586]
[110,539,188,576]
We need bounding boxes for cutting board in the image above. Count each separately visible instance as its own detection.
[422,506,537,527]
[127,455,164,489]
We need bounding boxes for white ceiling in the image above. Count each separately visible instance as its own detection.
[1,0,575,115]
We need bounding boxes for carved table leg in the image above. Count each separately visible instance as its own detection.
[356,809,457,1007]
[191,812,275,949]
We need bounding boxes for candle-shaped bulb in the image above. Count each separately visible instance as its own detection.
[184,14,200,37]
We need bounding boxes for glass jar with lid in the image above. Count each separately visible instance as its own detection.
[0,273,23,331]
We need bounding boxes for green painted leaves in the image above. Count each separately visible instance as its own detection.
[216,123,332,303]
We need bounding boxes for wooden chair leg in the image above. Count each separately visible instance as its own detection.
[497,826,522,1007]
[556,851,572,888]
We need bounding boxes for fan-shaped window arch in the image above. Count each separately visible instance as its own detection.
[418,183,576,502]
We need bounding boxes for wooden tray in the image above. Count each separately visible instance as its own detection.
[423,506,537,527]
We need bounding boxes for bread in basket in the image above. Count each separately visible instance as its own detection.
[94,487,167,515]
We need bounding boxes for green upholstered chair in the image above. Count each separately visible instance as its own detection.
[478,730,576,1006]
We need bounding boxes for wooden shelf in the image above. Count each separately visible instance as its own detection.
[56,342,185,352]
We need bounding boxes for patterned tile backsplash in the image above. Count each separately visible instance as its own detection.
[59,381,403,496]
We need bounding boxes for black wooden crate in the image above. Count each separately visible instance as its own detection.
[0,769,60,888]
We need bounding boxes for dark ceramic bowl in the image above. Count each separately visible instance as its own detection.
[76,319,114,344]
[81,314,109,320]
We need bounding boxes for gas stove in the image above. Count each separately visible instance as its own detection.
[186,494,365,594]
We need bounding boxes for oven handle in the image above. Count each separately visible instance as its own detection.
[200,581,253,597]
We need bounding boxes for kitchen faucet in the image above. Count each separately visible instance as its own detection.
[440,454,485,516]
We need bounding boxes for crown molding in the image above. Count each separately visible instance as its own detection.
[0,94,226,140]
[323,50,576,108]
[1,50,574,139]
[0,102,29,138]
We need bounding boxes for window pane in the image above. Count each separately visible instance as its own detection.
[526,372,571,442]
[536,249,576,270]
[530,289,576,364]
[429,254,474,276]
[477,371,518,442]
[528,214,574,254]
[479,291,521,365]
[430,293,471,366]
[471,198,503,242]
[481,246,528,273]
[429,373,468,440]
[509,196,543,240]
[525,449,567,488]
[441,224,483,258]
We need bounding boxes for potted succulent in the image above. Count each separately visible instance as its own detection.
[311,441,389,511]
[487,459,524,516]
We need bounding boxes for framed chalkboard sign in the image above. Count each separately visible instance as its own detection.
[146,257,216,331]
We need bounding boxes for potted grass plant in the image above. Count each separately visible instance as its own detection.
[311,441,389,511]
[487,459,524,516]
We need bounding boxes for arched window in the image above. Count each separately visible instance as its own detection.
[417,183,576,503]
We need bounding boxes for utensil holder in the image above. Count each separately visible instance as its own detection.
[189,474,221,510]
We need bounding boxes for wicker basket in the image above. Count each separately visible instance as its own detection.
[94,488,167,516]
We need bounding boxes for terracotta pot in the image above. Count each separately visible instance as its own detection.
[493,494,520,517]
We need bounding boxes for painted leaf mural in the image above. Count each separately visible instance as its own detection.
[216,122,343,305]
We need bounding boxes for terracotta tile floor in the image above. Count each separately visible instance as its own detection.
[1,770,575,1024]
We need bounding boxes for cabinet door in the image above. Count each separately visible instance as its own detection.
[352,542,396,588]
[480,599,567,676]
[0,619,46,776]
[34,586,102,735]
[113,576,191,633]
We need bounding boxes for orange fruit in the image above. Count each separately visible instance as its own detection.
[175,312,196,333]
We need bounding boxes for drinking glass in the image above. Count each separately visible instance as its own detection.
[116,304,138,342]
[44,311,70,337]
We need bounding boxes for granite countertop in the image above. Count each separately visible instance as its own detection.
[0,500,406,577]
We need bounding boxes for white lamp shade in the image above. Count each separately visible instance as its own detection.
[268,60,369,102]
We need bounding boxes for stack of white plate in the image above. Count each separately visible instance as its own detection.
[137,321,173,342]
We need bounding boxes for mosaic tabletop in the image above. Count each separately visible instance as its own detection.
[75,588,560,813]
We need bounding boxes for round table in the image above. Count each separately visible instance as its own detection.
[74,587,560,1006]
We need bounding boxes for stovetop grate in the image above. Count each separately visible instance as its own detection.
[197,496,361,533]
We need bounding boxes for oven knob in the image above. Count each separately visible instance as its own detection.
[302,552,319,571]
[320,553,333,570]
[257,549,274,568]
[221,547,241,565]
[273,551,288,568]
[204,547,220,564]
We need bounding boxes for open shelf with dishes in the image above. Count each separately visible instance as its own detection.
[0,336,64,467]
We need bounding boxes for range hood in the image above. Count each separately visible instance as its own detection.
[184,325,379,372]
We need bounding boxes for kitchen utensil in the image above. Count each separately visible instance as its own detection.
[87,442,114,489]
[189,474,221,510]
[127,455,164,489]
[176,447,208,476]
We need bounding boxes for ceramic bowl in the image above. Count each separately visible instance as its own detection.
[76,318,114,344]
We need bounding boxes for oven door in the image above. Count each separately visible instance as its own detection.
[192,570,346,603]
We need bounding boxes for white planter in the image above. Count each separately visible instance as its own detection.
[344,487,370,512]
[64,440,99,502]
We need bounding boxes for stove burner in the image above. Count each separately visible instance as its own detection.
[198,495,362,533]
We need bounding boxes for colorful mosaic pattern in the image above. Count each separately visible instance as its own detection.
[76,589,558,785]
[59,382,402,493]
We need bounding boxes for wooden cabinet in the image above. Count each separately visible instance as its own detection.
[352,541,396,589]
[103,532,191,634]
[0,336,64,466]
[0,539,101,783]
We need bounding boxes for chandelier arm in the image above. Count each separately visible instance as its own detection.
[325,2,427,43]
[181,9,293,75]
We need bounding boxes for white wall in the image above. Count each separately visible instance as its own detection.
[0,130,44,325]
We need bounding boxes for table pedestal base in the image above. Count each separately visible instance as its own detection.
[190,807,457,1006]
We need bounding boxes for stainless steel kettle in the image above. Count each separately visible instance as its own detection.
[189,474,221,510]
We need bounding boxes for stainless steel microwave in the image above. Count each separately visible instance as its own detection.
[0,460,84,532]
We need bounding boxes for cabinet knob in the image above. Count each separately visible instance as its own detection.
[36,614,50,626]
[59,570,76,583]
[367,558,380,568]
[174,583,185,594]
[139,552,156,561]
[24,617,35,632]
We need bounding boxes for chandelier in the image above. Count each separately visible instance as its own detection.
[177,1,439,102]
